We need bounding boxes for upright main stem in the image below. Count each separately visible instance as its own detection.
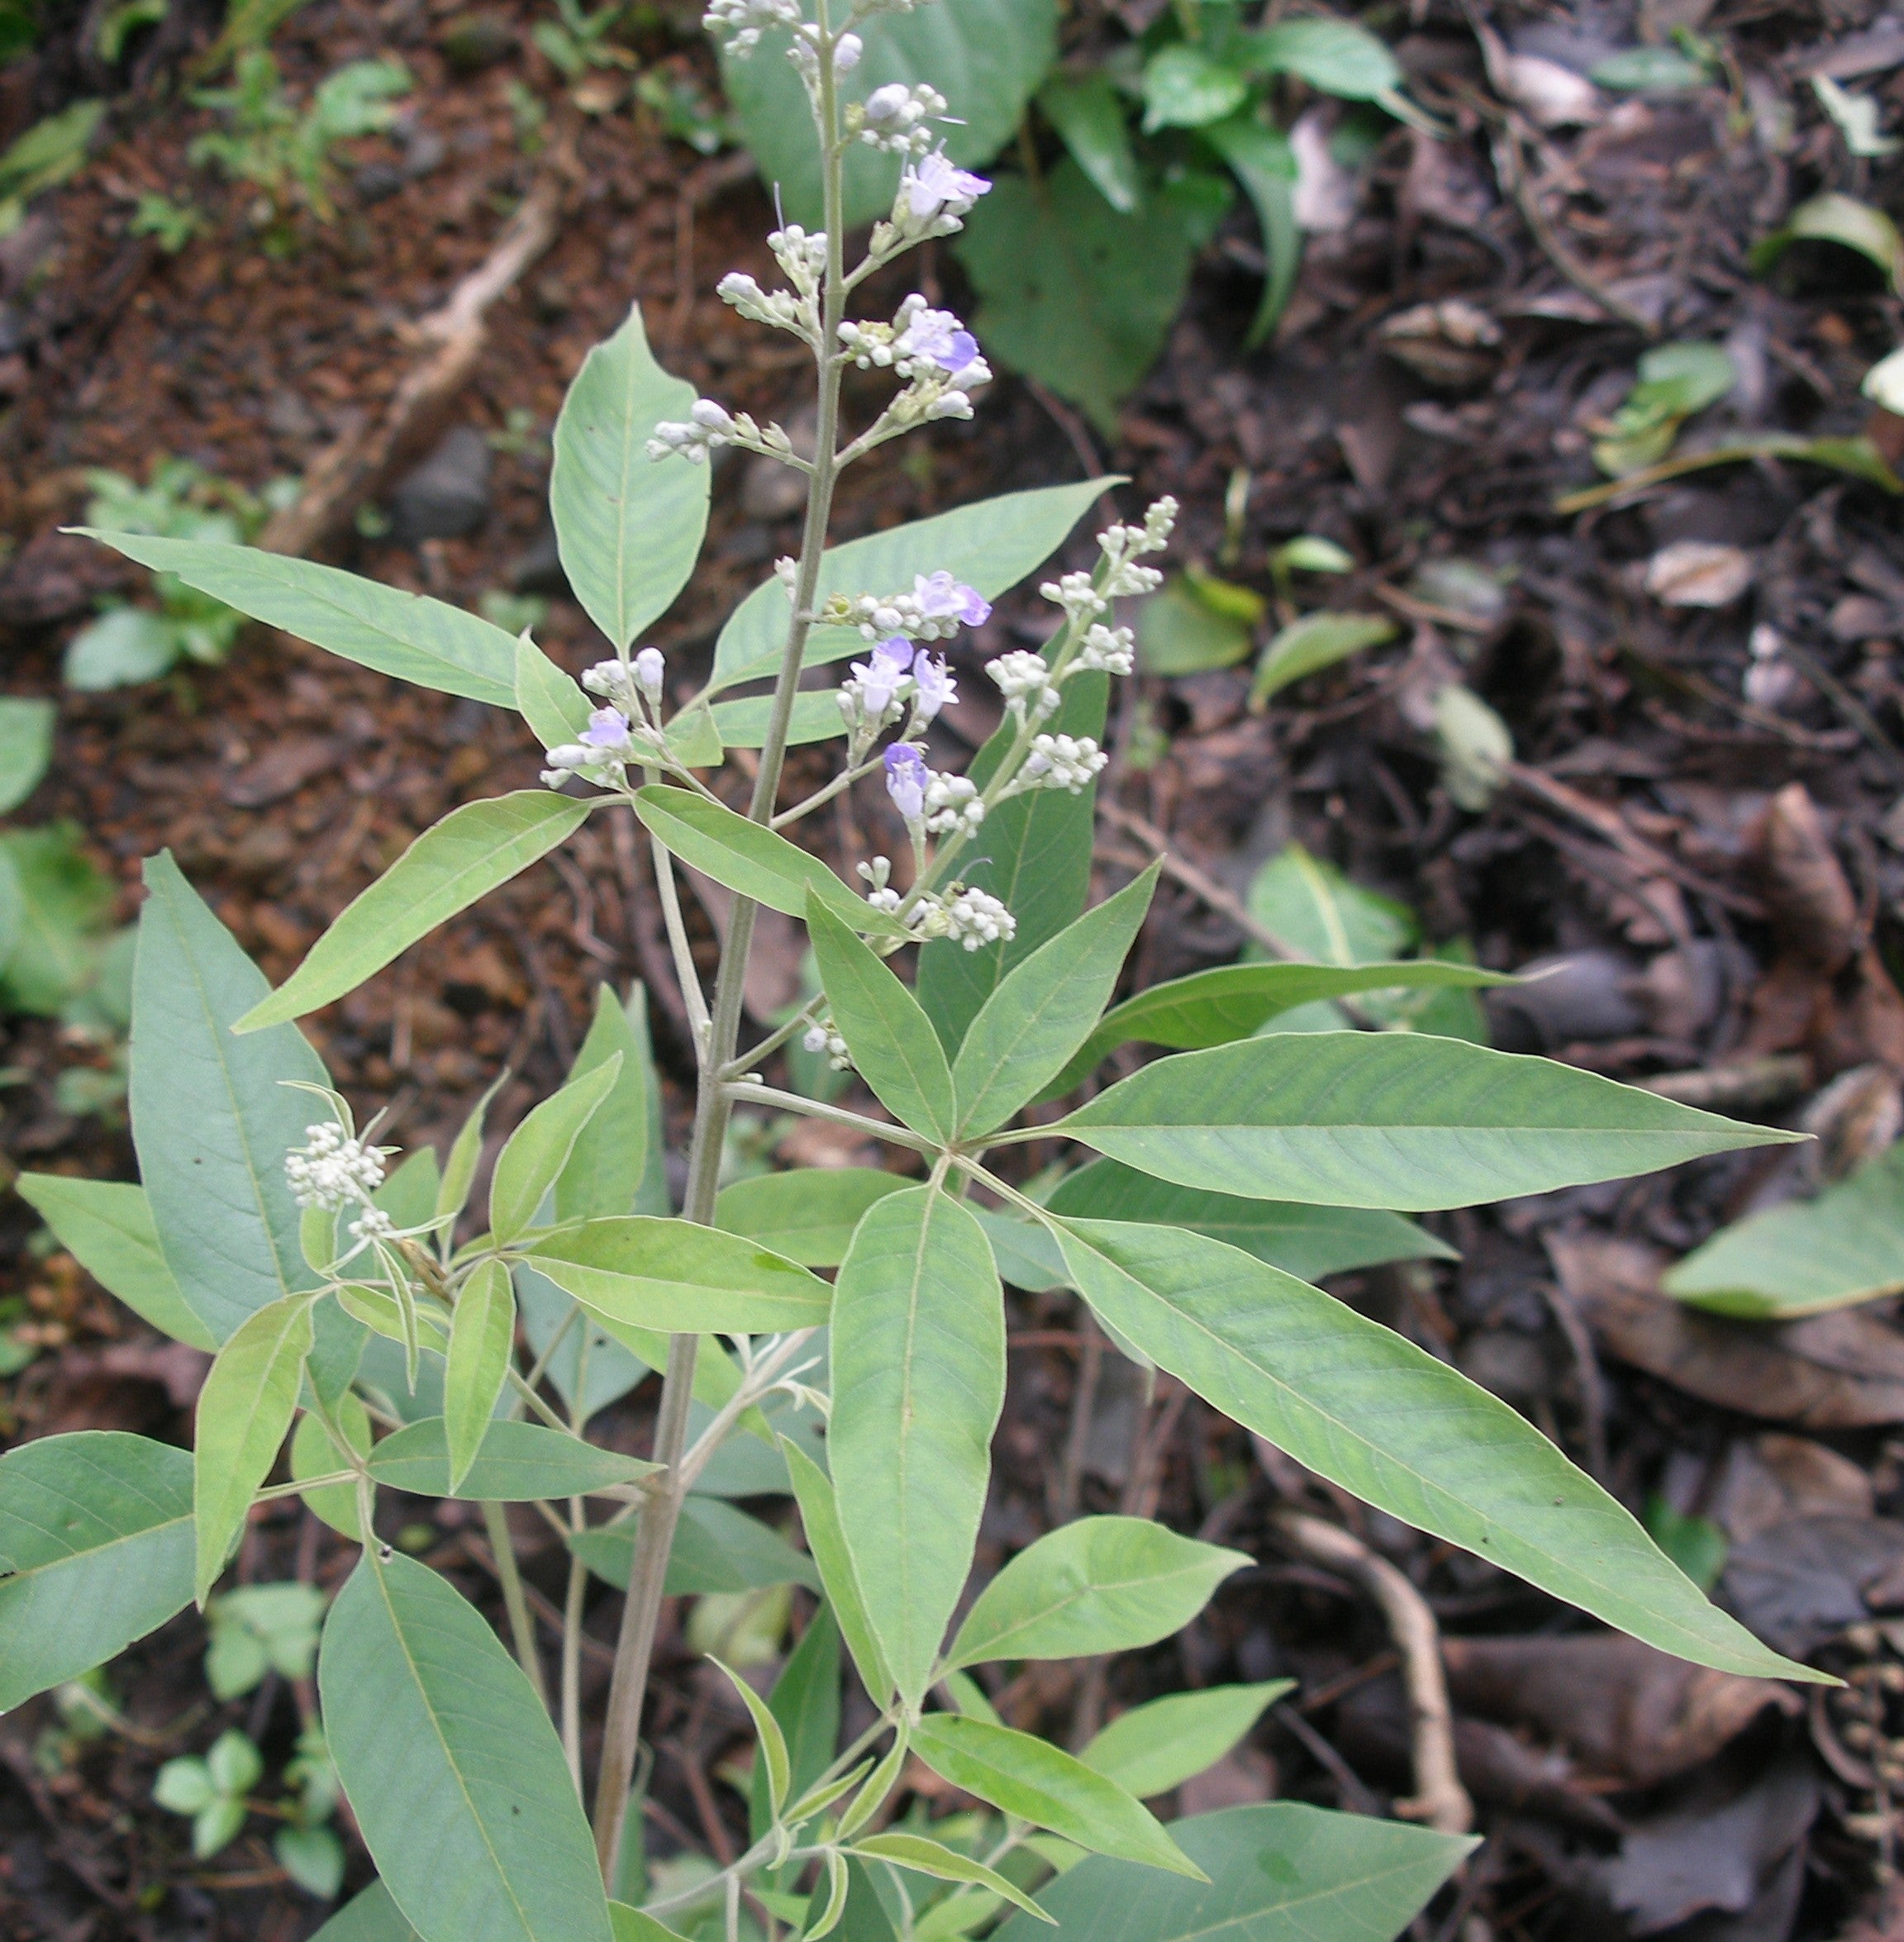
[592,33,850,1880]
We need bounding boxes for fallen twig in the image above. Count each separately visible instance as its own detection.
[1273,1510,1474,1836]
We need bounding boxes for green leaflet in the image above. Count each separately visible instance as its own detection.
[488,1051,623,1242]
[570,1497,820,1597]
[0,1431,196,1711]
[992,1802,1468,1942]
[514,634,591,753]
[1141,45,1248,131]
[847,1833,1052,1925]
[131,852,327,1344]
[1079,1683,1291,1801]
[525,1215,832,1332]
[810,899,956,1142]
[710,480,1111,691]
[550,302,707,651]
[320,1551,613,1942]
[955,162,1231,435]
[716,1168,911,1268]
[195,1293,313,1602]
[947,1516,1247,1668]
[916,669,1109,1053]
[1250,610,1397,709]
[15,1174,216,1350]
[76,531,519,707]
[1038,959,1512,1101]
[783,1440,894,1704]
[1247,17,1402,98]
[439,1071,508,1226]
[1051,1216,1817,1681]
[831,1188,1004,1706]
[611,1910,687,1942]
[0,693,53,815]
[366,1416,658,1500]
[1055,1032,1802,1210]
[1040,72,1142,213]
[1201,113,1298,348]
[444,1259,516,1492]
[707,689,848,749]
[910,1714,1199,1878]
[633,786,908,939]
[293,1397,370,1540]
[1664,1143,1904,1317]
[1046,1161,1453,1282]
[751,1605,840,1840]
[237,792,593,1031]
[309,1881,421,1942]
[557,987,655,1226]
[954,865,1157,1136]
[721,0,1056,228]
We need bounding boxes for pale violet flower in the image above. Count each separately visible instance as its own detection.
[902,149,990,223]
[285,1122,387,1211]
[916,571,989,628]
[894,303,979,374]
[884,742,930,822]
[846,638,913,721]
[912,654,955,722]
[834,31,861,70]
[579,707,635,754]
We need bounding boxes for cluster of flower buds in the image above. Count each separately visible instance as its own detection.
[648,400,798,467]
[826,571,991,642]
[702,0,798,54]
[802,1019,852,1071]
[1014,732,1107,796]
[850,80,949,155]
[788,20,860,100]
[717,272,809,341]
[1075,622,1136,675]
[285,1121,388,1212]
[543,650,669,788]
[984,649,1059,727]
[839,636,956,744]
[1097,496,1178,593]
[881,744,985,838]
[856,857,1016,951]
[838,297,992,423]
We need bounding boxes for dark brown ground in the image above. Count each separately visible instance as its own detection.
[6,0,1904,1935]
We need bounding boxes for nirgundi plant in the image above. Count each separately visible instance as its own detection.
[4,5,1823,1940]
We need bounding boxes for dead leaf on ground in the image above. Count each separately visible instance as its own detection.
[1440,1632,1798,1788]
[1549,1232,1904,1427]
[1645,540,1756,609]
[1597,1752,1816,1937]
[1709,1433,1876,1543]
[1719,1516,1904,1656]
[1756,784,1861,973]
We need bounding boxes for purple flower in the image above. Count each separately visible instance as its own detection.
[912,654,956,723]
[883,742,930,821]
[851,637,915,717]
[915,571,991,629]
[874,635,916,672]
[578,707,634,751]
[894,305,981,374]
[903,150,991,221]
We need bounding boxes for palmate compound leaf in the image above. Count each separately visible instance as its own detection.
[947,1516,1248,1668]
[15,1174,217,1350]
[1663,1142,1904,1318]
[708,479,1112,692]
[909,1713,1199,1878]
[720,0,1058,229]
[0,1432,196,1711]
[74,531,520,707]
[1036,958,1515,1102]
[524,1216,832,1333]
[1050,1216,1818,1680]
[131,853,327,1345]
[550,302,707,652]
[1054,1031,1802,1211]
[992,1802,1469,1942]
[236,793,593,1031]
[831,1187,1004,1707]
[320,1550,613,1942]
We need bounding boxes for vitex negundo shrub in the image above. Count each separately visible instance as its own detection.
[7,5,1814,1939]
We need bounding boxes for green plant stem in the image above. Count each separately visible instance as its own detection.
[722,1079,941,1156]
[480,1498,549,1710]
[676,1326,821,1494]
[561,1538,588,1792]
[770,754,882,831]
[592,17,851,1883]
